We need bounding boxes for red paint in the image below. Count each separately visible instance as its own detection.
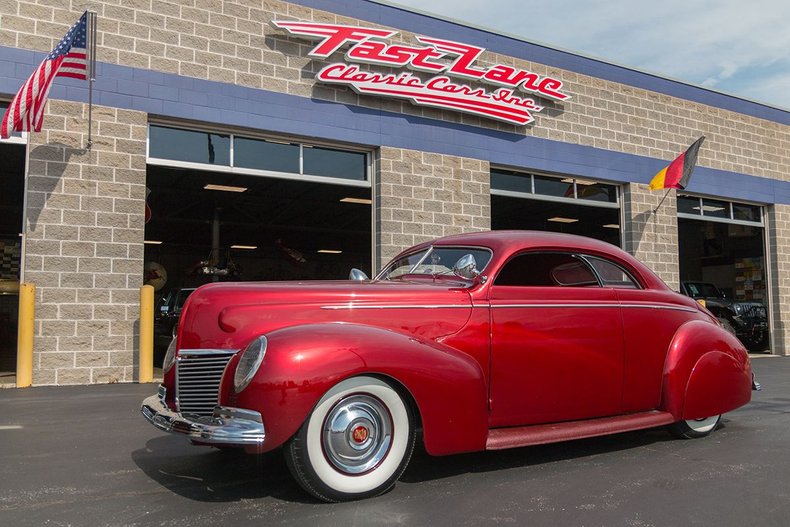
[160,231,752,457]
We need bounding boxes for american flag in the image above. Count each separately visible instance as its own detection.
[1,11,88,139]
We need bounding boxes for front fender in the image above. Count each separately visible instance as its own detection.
[227,323,489,456]
[662,320,752,421]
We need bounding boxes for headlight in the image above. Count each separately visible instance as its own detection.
[234,336,267,393]
[732,304,745,315]
[162,337,177,373]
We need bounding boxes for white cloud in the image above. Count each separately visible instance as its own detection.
[383,0,790,108]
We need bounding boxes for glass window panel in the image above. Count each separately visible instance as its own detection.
[149,125,230,165]
[495,252,597,287]
[586,256,639,289]
[701,198,729,219]
[677,195,700,215]
[234,137,300,173]
[577,182,618,203]
[534,175,573,198]
[303,146,367,181]
[733,203,760,222]
[491,169,532,193]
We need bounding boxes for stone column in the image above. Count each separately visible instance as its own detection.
[23,101,147,385]
[375,147,490,269]
[766,204,790,355]
[622,183,680,290]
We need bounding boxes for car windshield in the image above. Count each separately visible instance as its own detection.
[686,282,722,298]
[377,246,492,280]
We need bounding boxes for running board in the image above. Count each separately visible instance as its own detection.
[486,411,676,450]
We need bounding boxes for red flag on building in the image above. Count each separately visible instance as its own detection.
[1,11,89,138]
[648,136,705,190]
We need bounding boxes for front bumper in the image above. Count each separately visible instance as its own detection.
[141,387,265,446]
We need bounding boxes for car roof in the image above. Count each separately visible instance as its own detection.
[405,230,668,290]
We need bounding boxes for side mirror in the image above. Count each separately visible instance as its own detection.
[349,268,369,281]
[453,254,485,282]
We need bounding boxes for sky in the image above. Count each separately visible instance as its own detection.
[383,0,790,110]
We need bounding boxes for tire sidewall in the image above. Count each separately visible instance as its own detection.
[299,376,413,498]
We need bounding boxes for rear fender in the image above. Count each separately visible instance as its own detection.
[231,323,489,455]
[662,320,752,420]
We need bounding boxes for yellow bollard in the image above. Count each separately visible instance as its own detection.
[139,285,154,383]
[16,283,35,388]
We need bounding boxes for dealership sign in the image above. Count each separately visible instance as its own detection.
[273,21,570,126]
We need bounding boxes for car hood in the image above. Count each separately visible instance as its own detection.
[177,279,475,350]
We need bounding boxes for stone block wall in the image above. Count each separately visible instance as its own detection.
[376,147,490,267]
[23,101,147,384]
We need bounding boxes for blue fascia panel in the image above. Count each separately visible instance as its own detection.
[1,44,788,206]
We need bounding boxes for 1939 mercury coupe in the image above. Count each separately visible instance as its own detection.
[142,231,755,502]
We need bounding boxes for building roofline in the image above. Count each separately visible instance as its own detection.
[288,0,789,125]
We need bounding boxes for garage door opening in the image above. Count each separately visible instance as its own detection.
[491,169,622,247]
[678,195,769,352]
[0,141,26,381]
[145,124,373,360]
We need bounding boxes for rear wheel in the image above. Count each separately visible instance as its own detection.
[284,376,416,502]
[668,415,721,439]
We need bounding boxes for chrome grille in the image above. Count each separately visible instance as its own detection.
[176,350,236,417]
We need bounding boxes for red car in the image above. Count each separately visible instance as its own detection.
[142,231,755,502]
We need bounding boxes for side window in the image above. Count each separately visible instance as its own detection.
[495,252,599,287]
[585,256,640,289]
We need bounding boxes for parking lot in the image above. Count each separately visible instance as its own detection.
[0,356,788,527]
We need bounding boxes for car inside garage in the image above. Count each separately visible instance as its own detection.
[677,195,770,351]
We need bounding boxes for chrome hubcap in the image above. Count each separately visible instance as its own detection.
[322,395,392,475]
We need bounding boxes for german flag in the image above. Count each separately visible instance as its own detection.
[648,136,705,190]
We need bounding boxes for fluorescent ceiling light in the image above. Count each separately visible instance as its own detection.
[203,184,247,193]
[340,197,372,205]
[318,249,343,254]
[144,240,163,245]
[603,224,620,229]
[694,205,725,212]
[231,245,257,250]
[547,217,579,223]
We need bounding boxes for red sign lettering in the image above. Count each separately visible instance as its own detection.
[273,21,570,125]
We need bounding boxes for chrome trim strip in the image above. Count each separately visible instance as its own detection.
[177,348,238,357]
[141,394,265,446]
[321,304,471,310]
[621,303,698,313]
[491,303,697,313]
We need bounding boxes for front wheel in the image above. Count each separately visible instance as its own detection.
[667,415,721,439]
[284,376,416,502]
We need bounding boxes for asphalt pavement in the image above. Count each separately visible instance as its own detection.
[0,356,788,527]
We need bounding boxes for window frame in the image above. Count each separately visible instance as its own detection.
[146,122,372,188]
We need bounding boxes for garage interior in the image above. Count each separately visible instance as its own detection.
[491,169,622,247]
[0,142,25,379]
[144,165,373,294]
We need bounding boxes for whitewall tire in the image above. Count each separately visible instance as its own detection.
[285,376,416,502]
[668,415,721,439]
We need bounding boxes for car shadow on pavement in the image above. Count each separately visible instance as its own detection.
[401,426,677,484]
[132,436,313,504]
[132,424,686,504]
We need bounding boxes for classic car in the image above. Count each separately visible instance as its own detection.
[142,231,755,502]
[681,281,769,351]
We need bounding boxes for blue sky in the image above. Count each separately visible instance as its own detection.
[383,0,790,110]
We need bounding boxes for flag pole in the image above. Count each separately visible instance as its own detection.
[85,10,96,150]
[653,188,671,214]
